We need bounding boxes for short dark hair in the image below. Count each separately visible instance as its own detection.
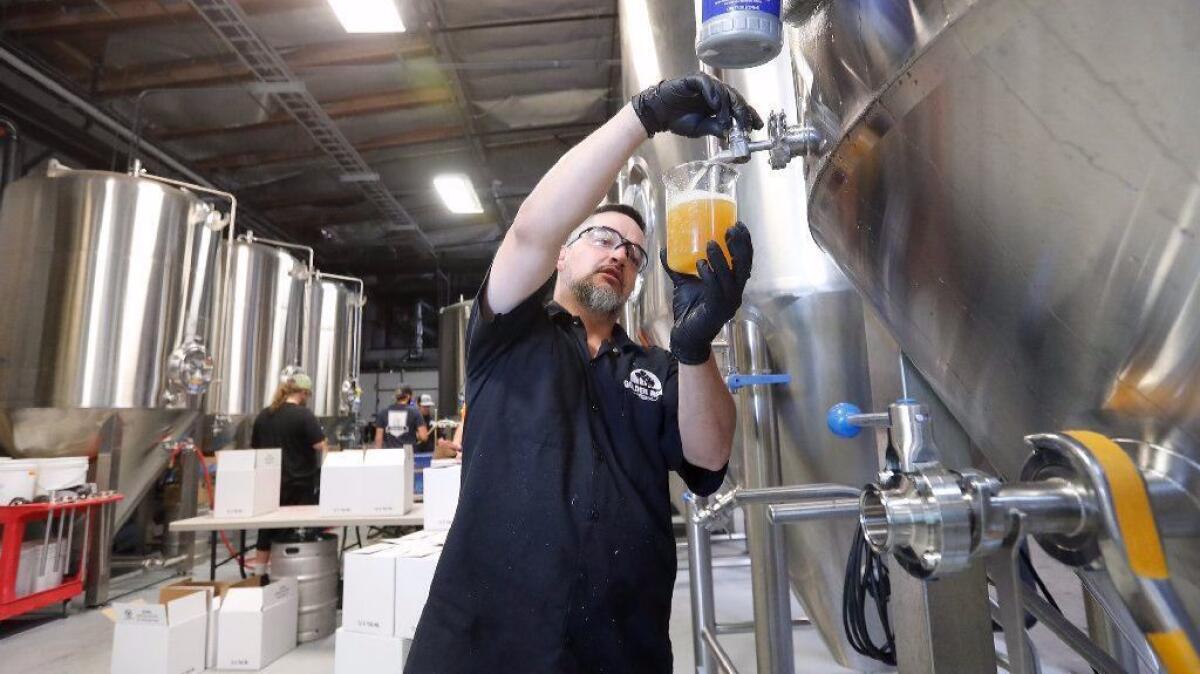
[592,203,646,233]
[395,385,413,399]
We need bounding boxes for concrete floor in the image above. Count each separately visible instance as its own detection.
[0,539,1105,673]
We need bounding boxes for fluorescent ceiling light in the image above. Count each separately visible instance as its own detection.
[433,174,484,215]
[326,0,406,34]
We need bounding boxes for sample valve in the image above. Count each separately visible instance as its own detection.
[714,111,824,169]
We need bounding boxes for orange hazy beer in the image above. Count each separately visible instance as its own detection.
[666,191,738,275]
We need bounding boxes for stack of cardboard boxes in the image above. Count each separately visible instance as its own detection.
[110,576,299,674]
[421,459,461,531]
[320,448,413,516]
[213,448,281,518]
[335,530,447,674]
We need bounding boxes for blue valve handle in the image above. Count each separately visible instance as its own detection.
[827,402,864,438]
[725,373,791,392]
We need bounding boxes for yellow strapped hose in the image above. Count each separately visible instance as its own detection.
[1066,430,1200,674]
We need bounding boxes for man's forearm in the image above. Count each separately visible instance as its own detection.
[487,106,647,314]
[678,356,735,471]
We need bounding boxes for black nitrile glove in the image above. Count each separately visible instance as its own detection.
[662,222,754,365]
[631,73,763,139]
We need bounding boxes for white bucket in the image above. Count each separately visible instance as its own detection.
[34,457,89,496]
[0,460,38,504]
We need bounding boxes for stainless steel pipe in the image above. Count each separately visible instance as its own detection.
[990,481,1090,537]
[686,494,717,674]
[693,484,861,525]
[768,498,862,525]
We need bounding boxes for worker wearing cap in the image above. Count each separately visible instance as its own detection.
[249,373,327,573]
[415,394,436,454]
[407,73,759,673]
[374,386,429,449]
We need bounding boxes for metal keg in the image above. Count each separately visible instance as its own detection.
[270,531,338,642]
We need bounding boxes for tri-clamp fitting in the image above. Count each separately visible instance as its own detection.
[714,110,824,169]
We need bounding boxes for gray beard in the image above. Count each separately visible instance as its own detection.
[570,275,624,317]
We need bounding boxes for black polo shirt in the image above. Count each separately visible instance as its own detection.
[406,277,727,674]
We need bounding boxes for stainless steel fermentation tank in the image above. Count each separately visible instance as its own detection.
[793,0,1200,646]
[205,236,309,449]
[437,300,472,417]
[0,162,224,529]
[305,273,365,446]
[618,1,881,670]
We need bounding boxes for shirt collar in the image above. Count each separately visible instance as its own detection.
[545,301,642,353]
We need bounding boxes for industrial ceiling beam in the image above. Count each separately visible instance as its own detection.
[4,0,322,35]
[193,120,596,172]
[195,124,464,169]
[0,43,292,241]
[184,0,435,256]
[93,36,432,98]
[152,86,453,140]
[436,11,618,34]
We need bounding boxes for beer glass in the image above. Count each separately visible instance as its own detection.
[663,161,739,275]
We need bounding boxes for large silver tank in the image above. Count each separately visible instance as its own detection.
[206,239,307,448]
[305,275,363,440]
[790,0,1200,629]
[0,163,221,525]
[619,2,880,668]
[437,300,472,416]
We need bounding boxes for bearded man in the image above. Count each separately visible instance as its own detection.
[406,73,761,674]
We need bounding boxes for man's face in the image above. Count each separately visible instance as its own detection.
[557,211,644,315]
[420,404,432,418]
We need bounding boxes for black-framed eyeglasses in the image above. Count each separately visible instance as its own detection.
[566,225,649,272]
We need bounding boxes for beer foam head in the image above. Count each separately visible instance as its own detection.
[667,189,736,208]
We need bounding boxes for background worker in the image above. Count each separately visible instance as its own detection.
[434,405,465,460]
[249,372,326,574]
[374,385,429,449]
[415,394,437,455]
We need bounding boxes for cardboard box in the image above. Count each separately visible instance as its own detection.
[110,590,208,674]
[16,540,63,597]
[342,543,402,636]
[422,462,461,531]
[213,449,281,518]
[362,448,412,515]
[159,577,259,669]
[319,450,364,516]
[334,627,409,674]
[393,542,441,639]
[216,576,298,670]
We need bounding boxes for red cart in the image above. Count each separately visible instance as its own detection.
[0,493,122,621]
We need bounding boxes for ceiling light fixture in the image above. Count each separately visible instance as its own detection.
[433,174,484,214]
[326,0,406,34]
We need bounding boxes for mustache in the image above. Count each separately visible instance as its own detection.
[591,264,625,289]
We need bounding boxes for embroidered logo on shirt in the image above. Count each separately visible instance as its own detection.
[624,368,663,402]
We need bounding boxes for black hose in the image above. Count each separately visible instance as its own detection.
[842,523,897,665]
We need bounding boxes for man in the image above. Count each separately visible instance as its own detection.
[415,394,436,455]
[434,404,464,460]
[406,73,760,673]
[373,386,429,449]
[249,372,327,573]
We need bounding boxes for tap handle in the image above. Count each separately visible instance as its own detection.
[827,402,890,438]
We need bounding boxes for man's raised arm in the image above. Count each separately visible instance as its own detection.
[484,74,762,315]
